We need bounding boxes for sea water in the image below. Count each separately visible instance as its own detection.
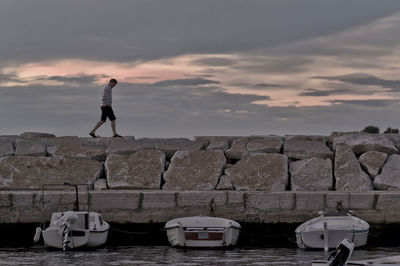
[1,246,400,265]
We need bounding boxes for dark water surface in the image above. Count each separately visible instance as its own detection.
[1,246,400,266]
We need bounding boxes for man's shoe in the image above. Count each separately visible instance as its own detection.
[113,134,122,138]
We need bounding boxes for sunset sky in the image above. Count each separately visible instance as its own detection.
[2,0,400,137]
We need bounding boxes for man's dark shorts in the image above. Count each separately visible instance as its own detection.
[101,106,116,122]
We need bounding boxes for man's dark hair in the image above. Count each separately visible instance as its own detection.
[109,78,118,84]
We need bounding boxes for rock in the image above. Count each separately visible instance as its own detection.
[20,132,56,139]
[106,138,154,155]
[150,138,204,158]
[163,150,226,190]
[285,135,331,142]
[0,140,14,157]
[80,137,114,149]
[290,158,333,191]
[49,145,106,161]
[207,139,230,151]
[216,175,234,190]
[0,135,19,144]
[225,137,249,159]
[385,134,400,149]
[94,179,108,190]
[0,156,103,189]
[334,144,373,191]
[247,136,283,154]
[106,138,202,157]
[226,153,288,191]
[284,139,333,160]
[332,133,397,155]
[15,140,46,156]
[106,150,165,189]
[359,151,388,178]
[374,154,400,190]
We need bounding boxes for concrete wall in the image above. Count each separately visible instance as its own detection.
[1,190,400,224]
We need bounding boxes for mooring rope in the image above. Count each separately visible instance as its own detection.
[109,227,166,235]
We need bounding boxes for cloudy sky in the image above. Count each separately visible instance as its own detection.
[2,0,400,138]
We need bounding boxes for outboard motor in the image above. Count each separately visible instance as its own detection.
[327,239,354,266]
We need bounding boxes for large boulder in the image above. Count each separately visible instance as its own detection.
[149,138,204,158]
[15,140,46,156]
[106,138,154,155]
[334,144,373,191]
[48,145,106,161]
[225,153,288,191]
[163,150,226,190]
[284,139,333,160]
[0,140,14,157]
[290,157,333,191]
[332,133,397,155]
[247,136,283,154]
[20,132,56,139]
[106,150,165,190]
[0,156,103,189]
[225,137,250,160]
[359,151,387,178]
[207,139,230,151]
[374,154,400,190]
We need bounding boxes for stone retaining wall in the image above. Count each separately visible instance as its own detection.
[1,132,400,191]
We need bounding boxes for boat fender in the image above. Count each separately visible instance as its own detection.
[33,227,42,242]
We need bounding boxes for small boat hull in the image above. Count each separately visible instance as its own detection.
[42,211,109,250]
[296,214,369,249]
[165,216,241,248]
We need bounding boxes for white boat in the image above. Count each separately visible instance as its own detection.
[35,183,110,250]
[312,238,354,266]
[41,210,109,250]
[295,210,369,249]
[165,216,241,248]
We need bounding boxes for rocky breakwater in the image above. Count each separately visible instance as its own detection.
[1,132,400,224]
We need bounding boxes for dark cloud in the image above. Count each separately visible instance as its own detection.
[229,82,282,90]
[234,57,314,74]
[314,73,400,91]
[299,88,352,96]
[36,74,107,86]
[328,99,399,107]
[151,78,220,87]
[189,58,236,67]
[1,0,400,64]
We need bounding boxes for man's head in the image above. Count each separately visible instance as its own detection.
[109,78,118,87]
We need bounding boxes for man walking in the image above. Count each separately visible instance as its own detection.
[89,78,122,138]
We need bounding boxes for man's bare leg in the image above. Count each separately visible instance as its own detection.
[90,121,105,137]
[111,120,121,137]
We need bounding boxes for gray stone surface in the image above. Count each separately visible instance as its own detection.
[284,139,333,160]
[163,150,226,190]
[94,178,108,190]
[332,133,398,155]
[226,153,288,191]
[150,138,204,157]
[247,136,283,154]
[216,175,234,190]
[15,140,46,156]
[246,192,294,211]
[385,133,400,149]
[225,137,249,159]
[359,151,388,178]
[106,150,165,190]
[295,192,325,211]
[334,144,373,191]
[207,139,230,151]
[0,140,14,157]
[106,138,153,155]
[49,145,106,161]
[285,135,331,142]
[374,154,400,190]
[326,192,375,210]
[20,132,56,139]
[290,158,333,191]
[0,156,103,189]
